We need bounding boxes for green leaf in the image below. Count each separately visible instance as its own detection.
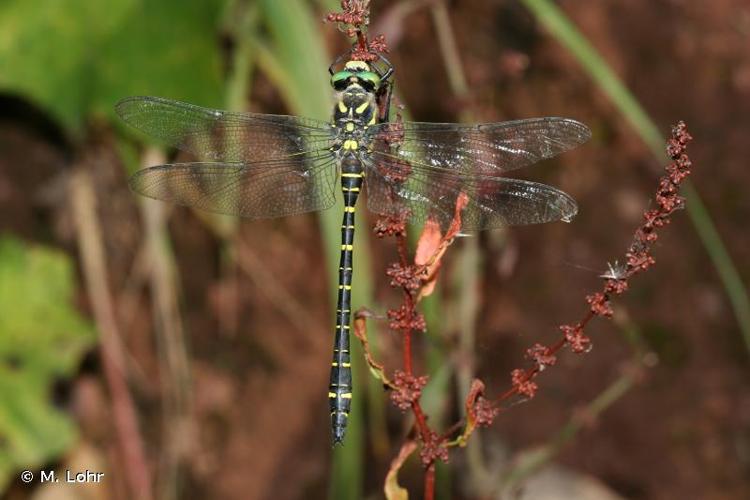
[0,0,133,133]
[0,0,223,136]
[92,0,224,123]
[0,236,96,491]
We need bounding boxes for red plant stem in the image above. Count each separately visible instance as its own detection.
[424,462,436,500]
[356,30,367,51]
[390,223,435,446]
[403,328,414,374]
[402,296,415,374]
[411,401,430,440]
[395,230,432,443]
[396,230,409,265]
[397,233,414,374]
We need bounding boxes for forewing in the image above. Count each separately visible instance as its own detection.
[129,156,337,219]
[365,157,577,231]
[367,117,590,176]
[116,96,336,163]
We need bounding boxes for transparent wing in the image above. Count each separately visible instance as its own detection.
[129,155,338,218]
[365,156,577,231]
[116,96,336,163]
[366,117,590,176]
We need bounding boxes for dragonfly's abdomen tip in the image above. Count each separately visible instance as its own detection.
[331,417,347,445]
[330,400,351,445]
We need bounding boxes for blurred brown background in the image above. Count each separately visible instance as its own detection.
[0,0,748,499]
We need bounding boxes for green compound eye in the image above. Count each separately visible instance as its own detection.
[331,71,353,90]
[358,71,381,90]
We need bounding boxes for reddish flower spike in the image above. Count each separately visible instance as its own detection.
[419,430,449,466]
[586,292,613,318]
[374,214,407,238]
[368,34,388,53]
[387,304,426,332]
[472,397,500,427]
[560,324,592,354]
[386,263,421,291]
[390,370,429,410]
[604,278,629,295]
[526,343,557,369]
[510,369,538,398]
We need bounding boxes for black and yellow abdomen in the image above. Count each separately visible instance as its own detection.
[329,157,364,444]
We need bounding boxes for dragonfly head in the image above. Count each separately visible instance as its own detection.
[330,60,382,93]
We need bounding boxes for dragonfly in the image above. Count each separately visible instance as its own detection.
[116,54,590,445]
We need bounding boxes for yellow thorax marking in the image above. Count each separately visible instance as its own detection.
[338,101,347,113]
[345,122,355,132]
[343,139,359,150]
[355,101,370,114]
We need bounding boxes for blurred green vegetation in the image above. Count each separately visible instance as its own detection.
[0,0,224,135]
[0,236,95,490]
[0,0,225,495]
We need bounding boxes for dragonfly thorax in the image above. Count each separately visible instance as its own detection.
[333,85,377,128]
[331,83,378,161]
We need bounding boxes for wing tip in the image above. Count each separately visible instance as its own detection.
[127,166,157,197]
[556,189,579,223]
[546,116,592,144]
[115,95,147,119]
[570,119,592,144]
